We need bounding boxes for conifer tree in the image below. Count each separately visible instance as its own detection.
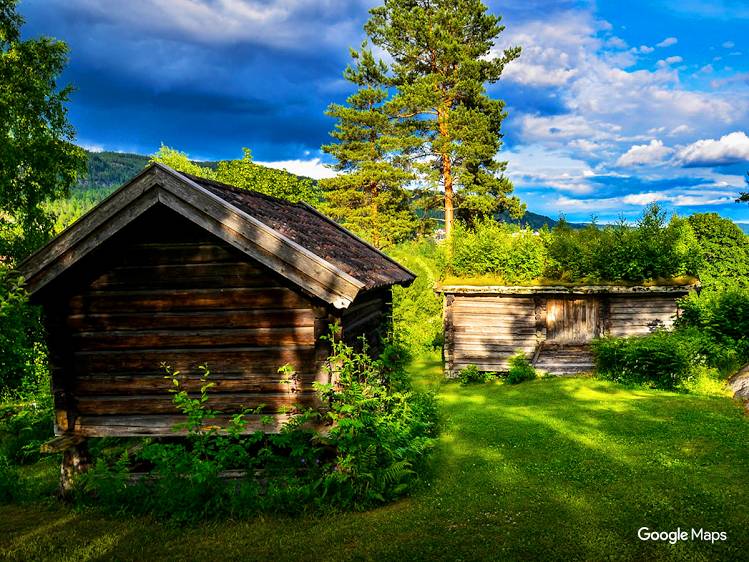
[365,0,523,238]
[321,46,417,248]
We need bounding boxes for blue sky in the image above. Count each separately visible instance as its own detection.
[21,0,749,224]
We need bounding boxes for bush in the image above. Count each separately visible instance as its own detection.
[506,353,537,385]
[591,329,728,391]
[77,331,438,520]
[0,270,46,393]
[448,219,546,282]
[677,289,749,360]
[546,206,701,283]
[458,364,496,384]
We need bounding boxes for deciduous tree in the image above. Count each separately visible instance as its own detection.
[0,0,85,260]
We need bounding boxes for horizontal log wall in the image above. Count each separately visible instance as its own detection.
[340,288,391,354]
[47,208,325,437]
[445,295,538,374]
[607,295,680,337]
[444,291,685,375]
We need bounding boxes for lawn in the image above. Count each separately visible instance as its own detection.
[1,356,748,561]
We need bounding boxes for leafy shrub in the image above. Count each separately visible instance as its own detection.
[445,205,702,284]
[0,270,46,393]
[77,330,438,520]
[458,364,496,384]
[0,399,54,465]
[677,289,749,361]
[591,329,729,391]
[506,353,537,385]
[546,206,701,283]
[448,219,545,282]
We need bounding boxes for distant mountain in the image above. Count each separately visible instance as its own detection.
[497,210,587,230]
[739,223,749,235]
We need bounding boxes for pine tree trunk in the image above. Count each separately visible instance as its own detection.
[371,180,380,248]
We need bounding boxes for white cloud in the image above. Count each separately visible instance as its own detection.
[503,63,578,86]
[616,139,674,166]
[723,41,736,49]
[657,55,683,67]
[257,157,337,179]
[656,37,678,48]
[669,124,692,136]
[637,45,655,54]
[676,131,749,166]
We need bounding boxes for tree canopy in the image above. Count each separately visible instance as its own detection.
[364,0,523,237]
[321,46,418,248]
[0,0,85,260]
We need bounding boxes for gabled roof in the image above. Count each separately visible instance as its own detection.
[18,164,415,309]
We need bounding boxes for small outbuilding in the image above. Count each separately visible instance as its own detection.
[20,163,415,441]
[440,284,698,376]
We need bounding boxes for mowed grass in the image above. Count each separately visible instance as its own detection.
[2,356,748,561]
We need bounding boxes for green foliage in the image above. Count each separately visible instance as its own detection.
[388,239,444,354]
[676,289,749,363]
[150,146,322,205]
[0,270,45,393]
[458,364,495,384]
[43,186,116,233]
[448,219,545,282]
[445,205,702,283]
[687,212,749,291]
[0,0,86,260]
[314,329,437,508]
[545,206,701,283]
[363,0,523,235]
[77,332,437,520]
[321,46,418,248]
[78,151,150,189]
[591,327,740,391]
[506,352,537,385]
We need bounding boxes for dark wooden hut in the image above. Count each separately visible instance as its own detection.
[20,163,414,447]
[440,284,697,376]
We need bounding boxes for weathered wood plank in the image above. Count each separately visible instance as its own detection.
[74,373,316,395]
[68,287,309,314]
[75,392,317,415]
[66,308,315,332]
[73,414,297,436]
[89,262,270,290]
[73,346,316,375]
[72,326,315,350]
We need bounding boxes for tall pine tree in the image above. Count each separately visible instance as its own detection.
[321,46,417,248]
[365,0,523,238]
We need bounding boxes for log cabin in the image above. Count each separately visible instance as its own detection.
[440,284,698,376]
[19,163,414,487]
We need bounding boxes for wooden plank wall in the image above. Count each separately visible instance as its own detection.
[445,294,538,373]
[340,288,391,354]
[444,292,683,375]
[45,208,325,437]
[607,295,680,337]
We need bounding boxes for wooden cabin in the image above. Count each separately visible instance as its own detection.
[440,284,697,376]
[20,163,414,449]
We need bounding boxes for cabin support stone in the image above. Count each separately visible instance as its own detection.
[60,441,91,498]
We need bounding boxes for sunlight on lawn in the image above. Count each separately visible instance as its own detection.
[1,353,747,561]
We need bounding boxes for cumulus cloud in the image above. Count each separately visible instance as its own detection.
[257,157,337,179]
[723,41,736,48]
[656,37,678,48]
[676,131,749,166]
[616,139,673,166]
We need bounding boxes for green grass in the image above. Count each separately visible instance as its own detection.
[2,356,748,561]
